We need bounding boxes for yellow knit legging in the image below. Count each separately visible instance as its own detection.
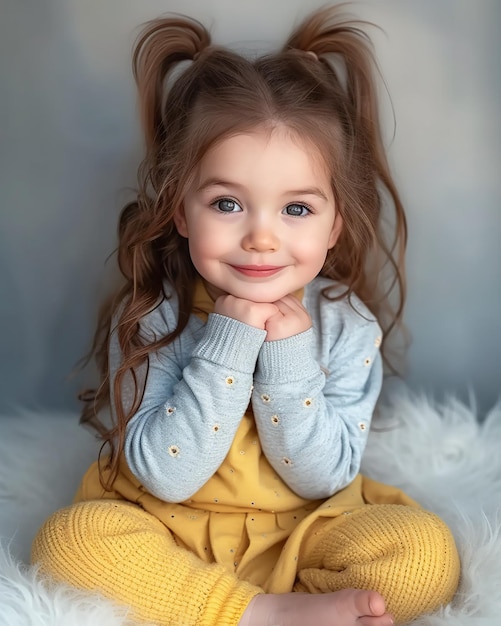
[32,500,460,626]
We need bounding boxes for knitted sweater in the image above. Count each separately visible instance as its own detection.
[110,276,383,506]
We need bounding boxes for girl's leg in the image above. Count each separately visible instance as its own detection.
[294,504,460,625]
[31,500,260,626]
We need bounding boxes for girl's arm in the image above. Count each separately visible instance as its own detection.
[112,303,266,503]
[251,315,382,500]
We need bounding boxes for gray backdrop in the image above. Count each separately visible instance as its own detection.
[1,0,500,414]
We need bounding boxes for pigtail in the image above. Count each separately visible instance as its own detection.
[286,6,379,133]
[133,16,210,154]
[285,6,408,369]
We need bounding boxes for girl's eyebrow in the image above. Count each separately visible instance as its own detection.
[287,187,329,201]
[196,178,244,192]
[197,178,329,201]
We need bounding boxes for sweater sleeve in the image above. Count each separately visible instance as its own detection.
[251,315,382,500]
[111,305,266,503]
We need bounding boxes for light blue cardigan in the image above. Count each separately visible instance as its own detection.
[110,276,383,503]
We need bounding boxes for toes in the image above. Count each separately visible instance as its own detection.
[349,589,386,617]
[367,590,387,617]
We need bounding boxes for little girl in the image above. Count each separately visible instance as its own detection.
[32,6,460,626]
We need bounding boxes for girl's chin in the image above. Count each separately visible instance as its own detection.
[202,278,296,303]
[227,290,291,304]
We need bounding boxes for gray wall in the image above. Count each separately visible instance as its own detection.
[1,0,500,414]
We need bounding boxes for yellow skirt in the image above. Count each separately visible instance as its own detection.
[76,456,421,592]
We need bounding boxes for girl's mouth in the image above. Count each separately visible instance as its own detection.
[230,265,284,278]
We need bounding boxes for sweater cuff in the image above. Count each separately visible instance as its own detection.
[194,313,267,373]
[204,578,262,626]
[255,328,318,383]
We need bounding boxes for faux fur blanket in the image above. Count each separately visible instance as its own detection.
[1,386,500,625]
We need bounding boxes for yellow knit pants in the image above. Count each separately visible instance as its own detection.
[32,498,459,626]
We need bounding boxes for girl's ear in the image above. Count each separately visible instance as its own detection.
[328,212,343,249]
[173,206,189,238]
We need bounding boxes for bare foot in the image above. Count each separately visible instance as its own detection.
[238,588,394,626]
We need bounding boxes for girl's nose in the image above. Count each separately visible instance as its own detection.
[241,225,280,252]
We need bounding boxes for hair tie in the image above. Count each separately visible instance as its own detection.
[304,50,319,61]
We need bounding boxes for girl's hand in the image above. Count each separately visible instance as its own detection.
[264,294,312,341]
[215,294,279,330]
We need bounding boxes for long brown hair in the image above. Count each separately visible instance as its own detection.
[81,5,407,488]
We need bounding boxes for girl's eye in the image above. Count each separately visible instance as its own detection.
[283,203,311,217]
[213,198,242,213]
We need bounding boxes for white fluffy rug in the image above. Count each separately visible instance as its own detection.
[1,386,500,625]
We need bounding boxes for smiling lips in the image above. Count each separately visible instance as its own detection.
[230,265,284,278]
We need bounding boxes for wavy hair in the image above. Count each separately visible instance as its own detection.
[80,5,407,488]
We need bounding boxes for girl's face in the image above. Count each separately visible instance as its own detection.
[175,128,342,303]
